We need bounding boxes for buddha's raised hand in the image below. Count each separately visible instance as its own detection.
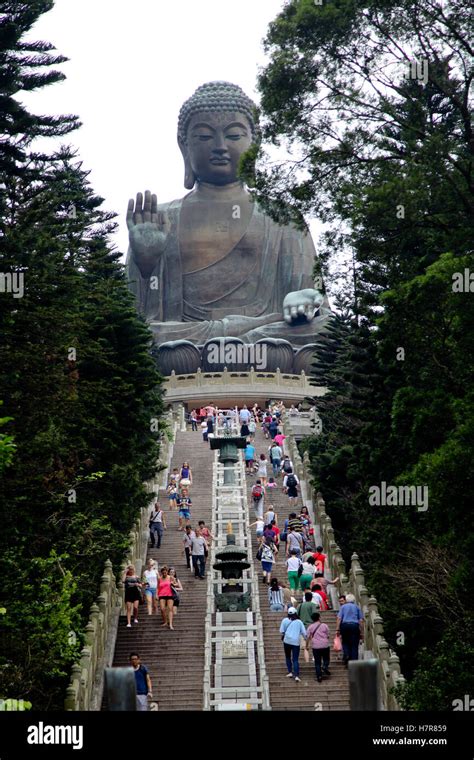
[127,191,170,279]
[283,288,324,324]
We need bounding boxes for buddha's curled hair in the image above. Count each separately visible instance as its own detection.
[178,81,259,143]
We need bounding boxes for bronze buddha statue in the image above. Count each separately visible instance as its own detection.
[126,81,330,372]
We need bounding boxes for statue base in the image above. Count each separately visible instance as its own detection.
[163,368,327,406]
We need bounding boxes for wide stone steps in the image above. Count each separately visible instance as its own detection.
[247,423,351,711]
[105,426,214,711]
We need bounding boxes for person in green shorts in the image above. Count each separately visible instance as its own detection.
[286,549,302,591]
[299,556,316,591]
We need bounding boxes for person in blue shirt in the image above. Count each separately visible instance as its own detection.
[335,593,364,665]
[279,607,307,682]
[244,441,256,472]
[129,653,152,711]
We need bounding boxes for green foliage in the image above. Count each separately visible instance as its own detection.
[0,2,165,709]
[0,551,83,709]
[0,402,16,471]
[257,0,474,706]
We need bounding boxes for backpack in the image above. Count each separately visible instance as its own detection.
[252,485,263,501]
[283,460,292,473]
[286,474,297,488]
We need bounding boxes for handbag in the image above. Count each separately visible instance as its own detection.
[171,585,179,603]
[297,560,303,577]
[333,634,342,652]
[256,547,263,561]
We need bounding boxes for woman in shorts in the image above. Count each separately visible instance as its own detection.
[180,461,192,489]
[167,479,178,510]
[142,558,158,615]
[158,565,177,630]
[169,567,183,616]
[123,564,142,628]
[257,454,268,485]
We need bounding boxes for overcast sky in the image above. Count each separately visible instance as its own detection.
[25,0,291,257]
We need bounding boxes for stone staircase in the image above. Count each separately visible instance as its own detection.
[105,415,350,711]
[106,426,214,710]
[246,424,351,711]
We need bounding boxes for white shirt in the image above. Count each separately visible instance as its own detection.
[286,556,301,572]
[144,569,158,589]
[264,510,275,524]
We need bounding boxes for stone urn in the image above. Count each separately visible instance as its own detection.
[255,338,294,373]
[155,340,201,376]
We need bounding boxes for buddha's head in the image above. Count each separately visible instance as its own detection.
[178,81,258,189]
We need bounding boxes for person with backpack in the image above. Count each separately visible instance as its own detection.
[306,611,331,682]
[297,591,319,626]
[268,578,285,612]
[129,653,153,711]
[269,442,282,477]
[279,607,307,682]
[281,456,293,475]
[283,469,299,507]
[257,538,276,585]
[251,479,265,519]
[149,502,167,549]
[286,526,304,558]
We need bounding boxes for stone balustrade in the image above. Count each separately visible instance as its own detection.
[64,407,178,711]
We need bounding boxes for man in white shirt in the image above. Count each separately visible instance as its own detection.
[182,525,196,570]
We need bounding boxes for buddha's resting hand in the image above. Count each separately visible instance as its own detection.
[127,190,170,279]
[283,289,324,324]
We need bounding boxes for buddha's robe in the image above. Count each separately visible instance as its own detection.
[126,197,331,345]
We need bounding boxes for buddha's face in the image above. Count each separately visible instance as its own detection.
[185,111,253,185]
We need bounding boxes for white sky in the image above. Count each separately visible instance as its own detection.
[25,0,294,258]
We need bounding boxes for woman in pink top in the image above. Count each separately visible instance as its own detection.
[306,611,331,682]
[158,565,177,630]
[274,432,286,448]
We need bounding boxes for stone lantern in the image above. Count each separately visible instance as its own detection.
[213,523,251,612]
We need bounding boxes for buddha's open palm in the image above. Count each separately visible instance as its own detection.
[127,190,170,278]
[283,289,323,324]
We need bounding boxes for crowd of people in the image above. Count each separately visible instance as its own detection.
[123,454,214,640]
[126,400,363,708]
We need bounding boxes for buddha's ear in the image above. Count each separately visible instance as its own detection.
[178,136,196,190]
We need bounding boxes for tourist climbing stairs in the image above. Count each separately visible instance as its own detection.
[106,425,214,710]
[247,423,351,710]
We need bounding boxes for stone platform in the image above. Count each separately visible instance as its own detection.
[163,367,326,406]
